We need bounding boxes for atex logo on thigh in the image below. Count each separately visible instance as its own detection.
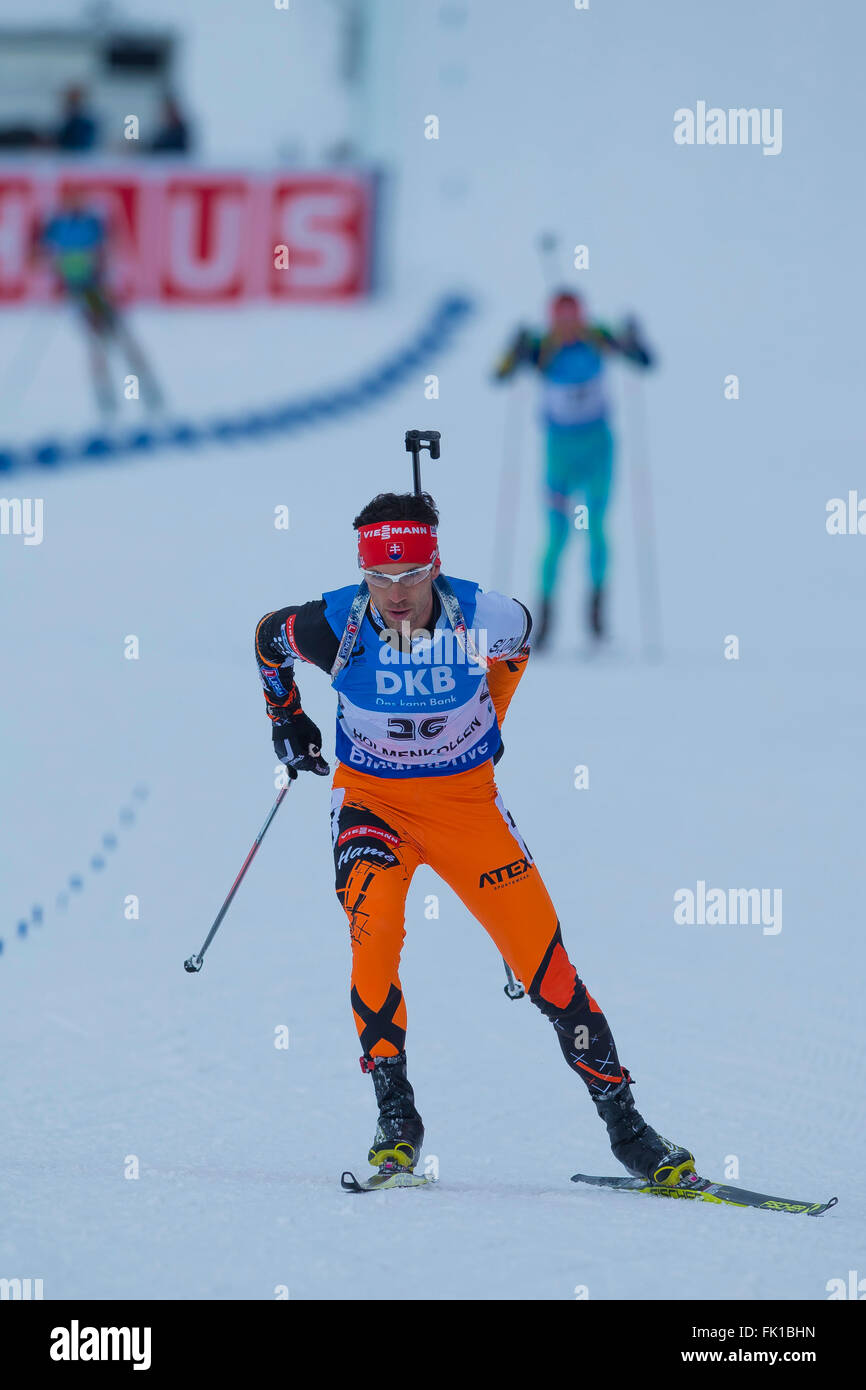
[479,856,532,889]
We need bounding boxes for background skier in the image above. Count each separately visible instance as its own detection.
[494,291,654,647]
[32,185,164,416]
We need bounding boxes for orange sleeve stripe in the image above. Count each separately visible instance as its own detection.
[255,613,282,667]
[487,652,529,728]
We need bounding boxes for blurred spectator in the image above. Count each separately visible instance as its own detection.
[56,86,99,151]
[325,138,360,165]
[150,95,191,154]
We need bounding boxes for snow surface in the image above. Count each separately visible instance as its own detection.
[1,0,864,1300]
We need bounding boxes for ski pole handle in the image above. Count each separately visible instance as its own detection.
[536,231,560,291]
[183,782,292,973]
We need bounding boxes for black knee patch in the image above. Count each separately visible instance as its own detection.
[352,983,406,1056]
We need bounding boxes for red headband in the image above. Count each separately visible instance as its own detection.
[357,521,439,569]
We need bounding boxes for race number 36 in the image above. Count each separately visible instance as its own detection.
[386,716,448,740]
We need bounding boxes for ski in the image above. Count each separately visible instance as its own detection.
[341,1167,433,1193]
[571,1171,838,1217]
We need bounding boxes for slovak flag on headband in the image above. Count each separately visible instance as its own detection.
[356,521,439,569]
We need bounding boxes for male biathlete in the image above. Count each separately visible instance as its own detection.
[494,291,654,647]
[254,489,693,1185]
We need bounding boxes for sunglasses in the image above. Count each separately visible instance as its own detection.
[362,562,436,590]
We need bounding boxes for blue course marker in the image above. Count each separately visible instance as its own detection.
[0,296,474,476]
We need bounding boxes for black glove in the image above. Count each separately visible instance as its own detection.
[620,316,654,366]
[494,327,534,381]
[271,708,330,776]
[511,327,534,362]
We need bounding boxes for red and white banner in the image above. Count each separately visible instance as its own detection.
[0,166,377,303]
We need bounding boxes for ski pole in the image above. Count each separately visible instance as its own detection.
[183,781,292,973]
[0,308,62,424]
[503,959,525,1000]
[624,370,663,661]
[493,374,529,594]
[114,318,166,411]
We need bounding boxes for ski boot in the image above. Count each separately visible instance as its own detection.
[592,1072,694,1186]
[364,1052,424,1174]
[589,585,605,640]
[533,597,553,652]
